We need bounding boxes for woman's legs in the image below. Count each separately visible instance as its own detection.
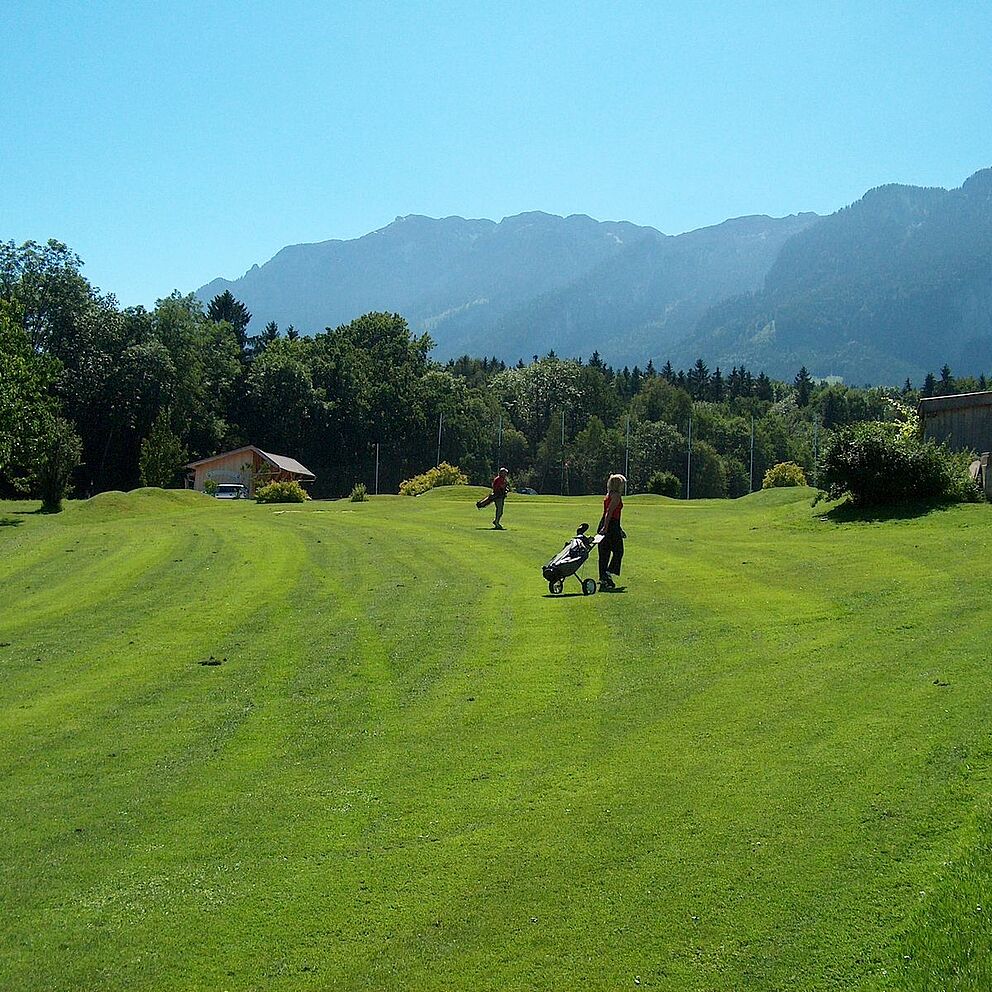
[608,536,624,577]
[598,536,615,585]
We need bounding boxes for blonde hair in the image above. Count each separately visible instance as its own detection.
[607,473,626,495]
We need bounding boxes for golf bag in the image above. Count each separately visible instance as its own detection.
[543,523,599,595]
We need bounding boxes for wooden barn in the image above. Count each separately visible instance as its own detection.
[919,391,992,496]
[185,446,315,496]
[919,391,992,452]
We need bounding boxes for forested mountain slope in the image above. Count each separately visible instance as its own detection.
[673,168,992,383]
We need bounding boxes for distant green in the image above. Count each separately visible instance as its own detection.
[1,487,990,991]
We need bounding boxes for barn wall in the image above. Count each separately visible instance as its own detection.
[923,405,992,453]
[192,451,261,492]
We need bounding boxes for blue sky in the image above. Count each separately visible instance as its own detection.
[2,0,991,307]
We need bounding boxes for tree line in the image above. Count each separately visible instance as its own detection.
[2,239,985,503]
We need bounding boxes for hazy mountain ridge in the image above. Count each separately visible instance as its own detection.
[673,168,992,382]
[197,167,992,383]
[198,211,659,350]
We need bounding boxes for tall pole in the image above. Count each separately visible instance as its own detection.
[436,411,443,467]
[624,412,631,483]
[374,442,380,496]
[749,416,755,493]
[497,411,503,466]
[686,414,692,500]
[560,408,566,495]
[813,420,819,488]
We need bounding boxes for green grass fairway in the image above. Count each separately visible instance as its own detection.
[2,487,991,991]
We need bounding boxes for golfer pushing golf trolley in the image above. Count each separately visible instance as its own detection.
[543,522,603,595]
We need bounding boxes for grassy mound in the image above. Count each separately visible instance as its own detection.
[1,491,990,990]
[71,487,213,518]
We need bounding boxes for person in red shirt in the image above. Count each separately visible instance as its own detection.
[476,467,510,529]
[597,473,626,589]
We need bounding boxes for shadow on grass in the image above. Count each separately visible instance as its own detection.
[819,498,961,524]
[0,517,24,527]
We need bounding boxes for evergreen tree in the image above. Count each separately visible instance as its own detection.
[755,372,773,401]
[207,290,252,352]
[660,360,675,383]
[922,372,937,398]
[938,364,954,396]
[645,359,657,379]
[902,378,912,395]
[711,367,725,402]
[980,374,988,391]
[794,366,814,407]
[687,358,710,400]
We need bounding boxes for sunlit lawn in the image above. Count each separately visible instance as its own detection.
[1,486,990,991]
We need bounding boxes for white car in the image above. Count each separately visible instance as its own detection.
[213,484,248,499]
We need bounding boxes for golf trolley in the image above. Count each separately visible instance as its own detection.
[542,523,602,596]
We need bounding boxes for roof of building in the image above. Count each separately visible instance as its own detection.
[256,449,315,479]
[919,390,992,416]
[185,445,316,480]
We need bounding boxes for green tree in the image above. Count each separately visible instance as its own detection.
[937,364,955,396]
[647,470,681,497]
[0,239,91,352]
[794,366,814,407]
[571,416,623,494]
[628,420,686,491]
[0,301,61,488]
[139,409,188,488]
[630,377,692,427]
[33,415,82,512]
[688,440,727,498]
[687,358,710,400]
[208,290,252,352]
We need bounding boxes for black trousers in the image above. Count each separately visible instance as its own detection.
[598,518,624,580]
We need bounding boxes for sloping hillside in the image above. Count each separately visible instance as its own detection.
[674,168,992,382]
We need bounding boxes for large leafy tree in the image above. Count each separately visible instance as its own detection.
[0,240,91,353]
[0,301,62,491]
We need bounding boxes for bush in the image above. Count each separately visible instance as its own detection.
[350,482,368,502]
[647,470,681,498]
[821,421,978,505]
[762,461,808,489]
[255,480,310,503]
[399,462,468,496]
[33,416,82,513]
[203,479,218,496]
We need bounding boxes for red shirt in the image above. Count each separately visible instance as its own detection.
[493,475,508,495]
[603,494,623,520]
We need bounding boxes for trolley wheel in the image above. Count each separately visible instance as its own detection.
[549,578,564,595]
[582,577,597,596]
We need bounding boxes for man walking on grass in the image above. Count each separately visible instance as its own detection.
[476,467,510,529]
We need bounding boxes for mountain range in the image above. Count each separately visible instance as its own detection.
[197,167,992,384]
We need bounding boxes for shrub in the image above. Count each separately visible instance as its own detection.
[255,480,310,503]
[647,470,681,498]
[399,461,468,496]
[350,482,368,502]
[33,416,82,513]
[821,421,978,505]
[203,479,218,496]
[762,461,808,489]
